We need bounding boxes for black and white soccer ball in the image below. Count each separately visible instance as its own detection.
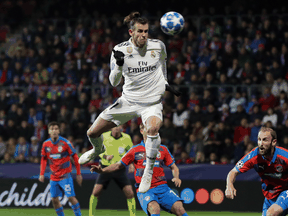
[160,11,185,36]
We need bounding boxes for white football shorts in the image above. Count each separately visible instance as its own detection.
[99,96,163,126]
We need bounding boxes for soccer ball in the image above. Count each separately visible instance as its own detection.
[160,11,185,36]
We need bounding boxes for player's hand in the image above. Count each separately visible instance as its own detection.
[165,84,182,97]
[172,178,182,187]
[106,155,114,161]
[225,185,237,199]
[90,165,103,174]
[39,175,45,183]
[112,49,125,66]
[76,174,83,186]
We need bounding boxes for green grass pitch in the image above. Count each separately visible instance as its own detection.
[0,208,261,215]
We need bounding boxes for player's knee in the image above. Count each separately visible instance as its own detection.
[51,197,60,205]
[172,202,186,216]
[266,208,282,216]
[148,201,160,214]
[126,190,134,199]
[146,126,159,136]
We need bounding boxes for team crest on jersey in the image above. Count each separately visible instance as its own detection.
[127,47,133,54]
[151,51,156,58]
[58,146,63,153]
[46,147,51,152]
[276,165,283,172]
[145,196,150,201]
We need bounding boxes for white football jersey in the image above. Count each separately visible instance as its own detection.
[109,38,167,104]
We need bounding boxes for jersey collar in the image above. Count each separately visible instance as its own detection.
[260,146,278,164]
[140,140,145,147]
[49,136,60,145]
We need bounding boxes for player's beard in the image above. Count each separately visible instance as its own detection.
[259,141,273,157]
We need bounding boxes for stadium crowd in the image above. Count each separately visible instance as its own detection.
[0,0,288,166]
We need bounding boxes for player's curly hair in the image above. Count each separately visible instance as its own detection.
[124,11,148,30]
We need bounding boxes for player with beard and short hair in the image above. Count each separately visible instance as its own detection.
[78,11,181,193]
[226,127,288,216]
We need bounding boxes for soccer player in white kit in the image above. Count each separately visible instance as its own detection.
[79,11,181,193]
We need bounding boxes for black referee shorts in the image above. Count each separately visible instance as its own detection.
[95,164,131,190]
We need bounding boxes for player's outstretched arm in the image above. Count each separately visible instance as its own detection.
[225,167,239,199]
[72,154,82,186]
[39,156,47,183]
[170,163,181,187]
[90,161,125,174]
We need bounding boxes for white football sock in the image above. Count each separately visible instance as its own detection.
[144,134,161,173]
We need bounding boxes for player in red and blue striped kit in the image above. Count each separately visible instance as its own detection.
[226,126,288,216]
[90,123,188,216]
[39,122,82,216]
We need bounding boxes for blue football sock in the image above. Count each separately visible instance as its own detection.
[151,214,160,216]
[55,206,64,216]
[182,213,189,216]
[71,203,82,216]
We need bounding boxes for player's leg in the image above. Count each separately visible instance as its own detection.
[79,97,137,164]
[59,177,82,216]
[113,168,136,216]
[137,188,159,216]
[89,184,104,216]
[139,103,163,193]
[156,184,185,215]
[147,201,161,216]
[267,190,288,216]
[79,116,116,164]
[50,181,64,216]
[122,185,136,216]
[170,201,188,216]
[90,171,111,216]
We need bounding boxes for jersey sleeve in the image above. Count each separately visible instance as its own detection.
[235,150,256,173]
[159,40,168,83]
[163,146,175,167]
[120,147,135,166]
[66,141,76,156]
[109,46,123,87]
[41,143,47,157]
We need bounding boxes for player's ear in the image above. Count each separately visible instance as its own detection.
[272,139,277,147]
[128,29,133,36]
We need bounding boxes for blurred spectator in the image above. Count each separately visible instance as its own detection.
[188,104,203,127]
[262,107,278,128]
[209,152,219,165]
[159,118,176,146]
[229,91,246,113]
[176,151,193,164]
[14,136,29,162]
[1,152,15,164]
[29,136,40,163]
[18,120,34,142]
[185,134,204,160]
[0,136,6,160]
[258,87,277,111]
[172,103,189,128]
[250,118,262,143]
[229,105,248,127]
[271,77,288,97]
[195,151,206,163]
[233,118,251,144]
